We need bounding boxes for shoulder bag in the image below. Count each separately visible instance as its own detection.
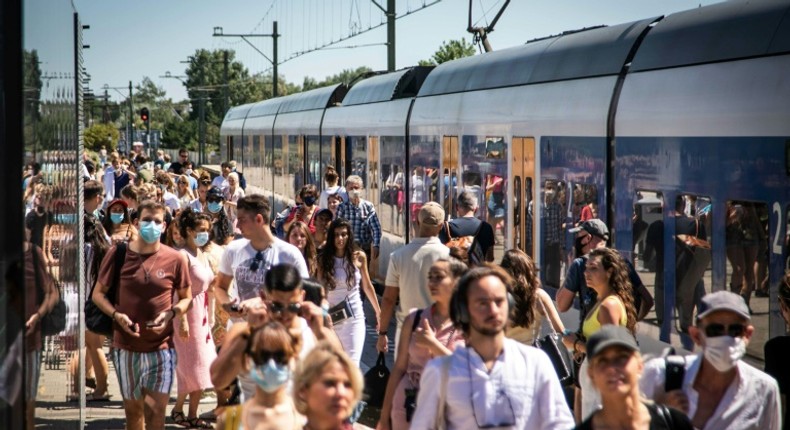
[532,298,574,386]
[85,242,126,336]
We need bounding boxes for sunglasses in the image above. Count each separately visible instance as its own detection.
[704,323,746,338]
[249,250,264,272]
[268,301,302,315]
[250,349,289,365]
[207,197,223,203]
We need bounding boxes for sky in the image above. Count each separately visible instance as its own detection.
[34,0,723,103]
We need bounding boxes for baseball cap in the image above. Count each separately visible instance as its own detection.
[696,290,750,322]
[316,208,333,219]
[106,199,128,210]
[569,218,609,240]
[206,186,224,201]
[418,202,445,227]
[586,325,639,358]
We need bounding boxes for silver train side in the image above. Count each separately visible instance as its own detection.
[220,0,790,358]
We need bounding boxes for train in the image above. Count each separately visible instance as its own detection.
[220,0,790,358]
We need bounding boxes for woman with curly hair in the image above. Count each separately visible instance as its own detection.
[500,249,566,345]
[315,218,380,365]
[563,247,638,421]
[287,221,318,276]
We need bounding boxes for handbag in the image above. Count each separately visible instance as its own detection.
[363,352,390,408]
[327,297,355,325]
[85,242,126,336]
[32,245,66,337]
[532,299,574,386]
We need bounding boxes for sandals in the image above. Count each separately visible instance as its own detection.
[170,410,188,427]
[85,392,111,402]
[186,417,213,429]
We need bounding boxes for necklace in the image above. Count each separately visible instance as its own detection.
[141,251,161,283]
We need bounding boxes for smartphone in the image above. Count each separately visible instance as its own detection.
[129,323,139,333]
[222,303,241,313]
[145,321,158,328]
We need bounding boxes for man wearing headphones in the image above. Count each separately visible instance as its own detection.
[409,265,573,430]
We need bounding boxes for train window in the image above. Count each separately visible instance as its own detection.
[541,179,566,290]
[409,135,441,240]
[320,135,333,188]
[380,136,406,237]
[571,184,599,224]
[635,191,664,326]
[726,200,769,359]
[347,136,367,198]
[289,135,304,197]
[272,135,286,207]
[263,135,273,199]
[462,136,507,261]
[306,135,321,187]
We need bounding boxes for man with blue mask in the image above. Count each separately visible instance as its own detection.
[91,200,193,430]
[640,291,780,429]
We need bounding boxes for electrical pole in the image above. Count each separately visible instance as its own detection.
[128,80,133,153]
[103,88,109,123]
[387,0,395,71]
[212,22,280,97]
[223,50,229,116]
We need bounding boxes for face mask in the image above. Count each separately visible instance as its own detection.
[194,232,210,247]
[207,201,222,214]
[249,359,290,393]
[348,189,362,200]
[303,196,317,207]
[139,221,163,244]
[185,169,192,175]
[703,335,746,372]
[110,213,124,224]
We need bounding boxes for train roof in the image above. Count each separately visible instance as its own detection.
[342,66,433,106]
[631,0,790,71]
[277,83,348,114]
[247,97,282,119]
[417,18,656,97]
[223,103,254,121]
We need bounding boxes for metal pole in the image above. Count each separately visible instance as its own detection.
[223,50,229,116]
[128,80,133,154]
[387,0,395,71]
[273,21,279,98]
[199,97,206,165]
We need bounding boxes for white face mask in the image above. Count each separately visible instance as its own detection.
[703,335,746,372]
[348,189,362,199]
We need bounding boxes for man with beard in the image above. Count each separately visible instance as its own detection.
[409,265,573,429]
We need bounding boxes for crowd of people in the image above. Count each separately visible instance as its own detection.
[20,151,787,430]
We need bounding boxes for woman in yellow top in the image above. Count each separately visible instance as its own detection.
[564,247,638,422]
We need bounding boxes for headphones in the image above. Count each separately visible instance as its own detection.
[451,287,516,326]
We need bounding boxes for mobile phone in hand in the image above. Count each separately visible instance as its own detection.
[145,320,158,328]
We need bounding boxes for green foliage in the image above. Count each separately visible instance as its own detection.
[84,123,120,152]
[301,66,373,91]
[162,118,198,151]
[420,38,477,66]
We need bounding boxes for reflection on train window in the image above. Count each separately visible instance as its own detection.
[726,200,769,359]
[307,135,321,187]
[348,136,367,199]
[380,136,406,237]
[288,135,304,196]
[409,135,440,240]
[786,205,790,273]
[462,136,507,261]
[572,184,598,225]
[635,191,664,326]
[320,136,333,189]
[273,135,286,205]
[541,179,565,289]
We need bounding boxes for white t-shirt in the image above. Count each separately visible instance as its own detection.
[319,185,346,209]
[212,175,228,191]
[162,191,180,212]
[219,237,309,301]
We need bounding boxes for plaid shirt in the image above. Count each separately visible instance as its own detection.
[543,201,563,244]
[336,199,382,248]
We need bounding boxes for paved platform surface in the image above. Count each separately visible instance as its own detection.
[33,298,390,429]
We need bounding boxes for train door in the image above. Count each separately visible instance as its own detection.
[331,136,346,181]
[442,136,459,218]
[368,136,380,207]
[511,137,535,257]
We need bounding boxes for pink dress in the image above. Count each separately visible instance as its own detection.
[173,250,217,394]
[390,306,465,429]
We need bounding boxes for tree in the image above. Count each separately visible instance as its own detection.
[419,38,477,66]
[301,66,373,91]
[84,123,120,152]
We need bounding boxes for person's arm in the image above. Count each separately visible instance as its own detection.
[376,312,417,430]
[536,289,566,334]
[413,318,453,357]
[377,285,400,352]
[150,253,193,335]
[635,283,654,321]
[93,279,139,338]
[356,251,381,330]
[535,351,575,428]
[299,301,342,350]
[210,323,250,389]
[597,297,623,327]
[556,261,581,312]
[370,210,382,258]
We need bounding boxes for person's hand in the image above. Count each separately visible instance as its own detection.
[371,247,379,261]
[208,311,216,328]
[245,301,269,329]
[115,312,140,338]
[375,418,392,430]
[299,301,326,333]
[354,251,367,268]
[25,312,40,336]
[178,315,189,340]
[238,297,263,316]
[147,309,175,335]
[376,334,388,353]
[661,390,690,415]
[413,318,439,351]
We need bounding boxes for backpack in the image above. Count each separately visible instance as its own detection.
[444,220,485,266]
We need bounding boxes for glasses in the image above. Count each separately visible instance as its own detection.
[249,250,264,272]
[250,349,289,365]
[704,323,746,338]
[467,351,516,428]
[207,197,223,203]
[268,301,302,315]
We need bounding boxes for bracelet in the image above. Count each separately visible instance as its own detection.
[111,310,118,321]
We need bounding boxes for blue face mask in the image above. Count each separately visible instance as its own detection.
[249,359,290,393]
[207,201,222,214]
[139,221,163,244]
[110,213,124,224]
[194,231,210,247]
